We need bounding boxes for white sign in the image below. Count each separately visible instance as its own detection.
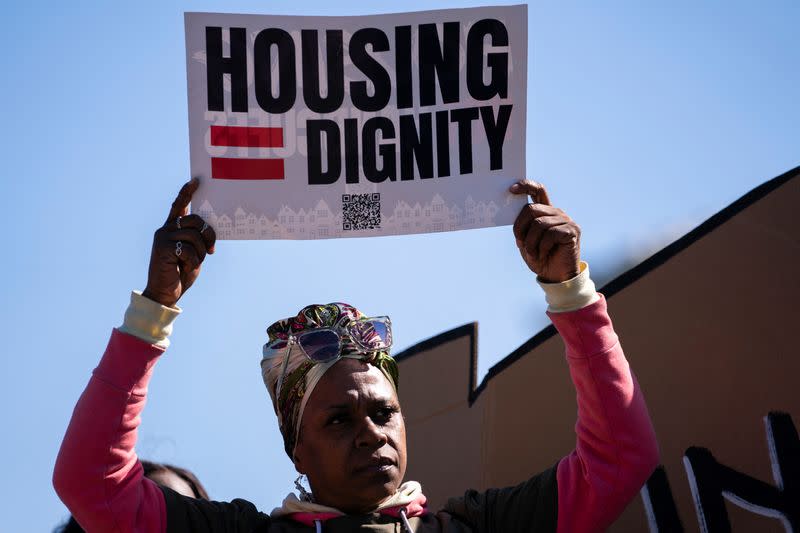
[185,6,527,240]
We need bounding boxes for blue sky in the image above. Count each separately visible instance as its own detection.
[1,1,798,531]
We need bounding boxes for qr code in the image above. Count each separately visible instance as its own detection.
[342,193,381,230]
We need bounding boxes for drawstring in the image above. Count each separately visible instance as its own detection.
[309,507,414,532]
[399,507,415,533]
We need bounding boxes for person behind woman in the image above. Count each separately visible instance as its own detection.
[54,178,659,532]
[142,461,210,501]
[55,461,208,532]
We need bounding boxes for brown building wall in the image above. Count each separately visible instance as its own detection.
[396,167,800,532]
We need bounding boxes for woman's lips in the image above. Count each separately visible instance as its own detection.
[354,457,395,474]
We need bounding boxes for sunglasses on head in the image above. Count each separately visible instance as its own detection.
[263,316,393,363]
[263,316,393,400]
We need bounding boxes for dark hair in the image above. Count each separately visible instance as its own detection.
[141,460,210,500]
[53,517,83,533]
[54,460,209,532]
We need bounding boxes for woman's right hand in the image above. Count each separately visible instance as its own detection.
[141,178,216,308]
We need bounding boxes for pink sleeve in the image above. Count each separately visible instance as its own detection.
[53,329,168,533]
[549,295,659,533]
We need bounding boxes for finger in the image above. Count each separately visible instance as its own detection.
[512,204,564,243]
[166,177,200,223]
[171,214,217,254]
[166,229,208,265]
[537,223,579,263]
[512,206,532,243]
[522,215,567,258]
[509,180,551,206]
[175,241,201,271]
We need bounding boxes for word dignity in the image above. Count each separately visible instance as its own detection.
[206,21,513,184]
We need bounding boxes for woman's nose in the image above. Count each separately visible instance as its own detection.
[355,417,388,448]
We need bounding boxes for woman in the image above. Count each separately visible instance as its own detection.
[54,178,659,532]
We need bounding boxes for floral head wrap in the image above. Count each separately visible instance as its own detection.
[261,302,399,457]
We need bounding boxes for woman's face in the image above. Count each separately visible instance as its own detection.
[293,358,407,514]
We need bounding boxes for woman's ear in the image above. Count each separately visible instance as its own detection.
[292,437,306,474]
[293,454,305,474]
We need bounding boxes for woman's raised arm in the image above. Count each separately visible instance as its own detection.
[53,179,216,532]
[510,181,659,532]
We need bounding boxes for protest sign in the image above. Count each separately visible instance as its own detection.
[185,6,527,240]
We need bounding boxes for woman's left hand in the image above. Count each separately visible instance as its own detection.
[510,180,581,283]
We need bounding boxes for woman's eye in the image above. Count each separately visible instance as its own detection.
[328,414,348,426]
[374,407,397,423]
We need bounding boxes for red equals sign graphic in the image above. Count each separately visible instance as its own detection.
[210,126,285,180]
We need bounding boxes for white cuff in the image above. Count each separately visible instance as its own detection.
[118,291,182,348]
[537,262,600,313]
